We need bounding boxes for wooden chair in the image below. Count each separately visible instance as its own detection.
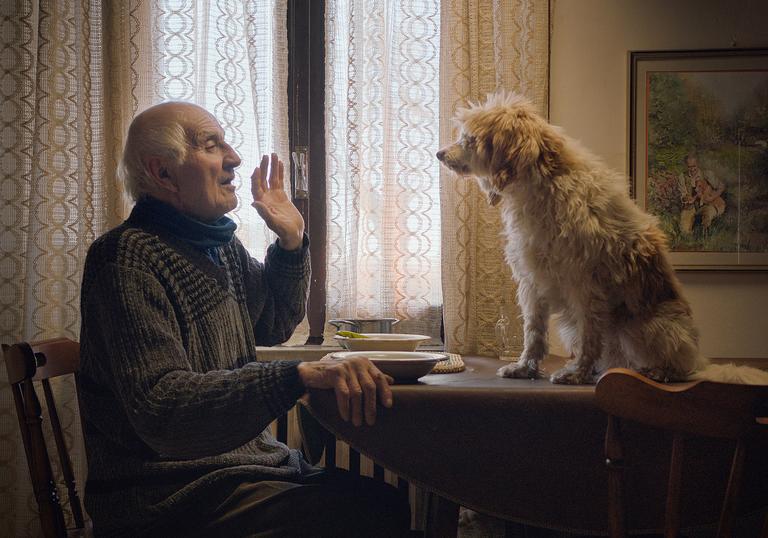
[3,337,88,538]
[595,368,768,538]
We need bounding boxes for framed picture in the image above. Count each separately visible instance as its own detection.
[629,48,768,270]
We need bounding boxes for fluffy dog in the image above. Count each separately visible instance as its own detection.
[437,92,767,385]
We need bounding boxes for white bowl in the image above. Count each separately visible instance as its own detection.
[330,351,446,382]
[334,333,431,352]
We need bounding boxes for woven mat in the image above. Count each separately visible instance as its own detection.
[431,353,465,374]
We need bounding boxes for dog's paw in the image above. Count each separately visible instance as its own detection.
[636,367,665,382]
[637,367,684,383]
[549,366,593,385]
[497,361,541,379]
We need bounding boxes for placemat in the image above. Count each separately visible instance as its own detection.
[431,353,465,373]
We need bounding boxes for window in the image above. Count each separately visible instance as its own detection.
[151,0,291,260]
[291,0,443,343]
[152,0,443,344]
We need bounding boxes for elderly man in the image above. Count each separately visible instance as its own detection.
[78,102,410,537]
[678,154,726,235]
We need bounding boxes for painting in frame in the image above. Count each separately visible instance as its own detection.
[629,48,768,270]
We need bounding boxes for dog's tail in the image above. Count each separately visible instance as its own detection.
[689,362,768,385]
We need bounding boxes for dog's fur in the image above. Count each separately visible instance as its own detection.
[437,92,767,385]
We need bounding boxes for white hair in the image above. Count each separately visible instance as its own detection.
[118,107,191,201]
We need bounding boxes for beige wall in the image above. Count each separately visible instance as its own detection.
[549,0,768,359]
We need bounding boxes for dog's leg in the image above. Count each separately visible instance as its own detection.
[622,302,702,382]
[595,330,629,374]
[550,313,603,384]
[497,280,547,379]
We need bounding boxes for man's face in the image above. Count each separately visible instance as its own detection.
[169,106,242,221]
[686,158,699,174]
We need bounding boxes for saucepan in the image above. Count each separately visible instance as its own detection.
[328,318,400,334]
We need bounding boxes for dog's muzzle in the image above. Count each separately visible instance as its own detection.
[436,149,470,174]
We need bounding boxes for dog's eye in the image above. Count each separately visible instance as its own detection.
[463,135,477,147]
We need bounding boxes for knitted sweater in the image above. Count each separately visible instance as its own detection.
[78,199,311,536]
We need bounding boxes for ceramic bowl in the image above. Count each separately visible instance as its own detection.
[329,351,446,382]
[333,333,431,352]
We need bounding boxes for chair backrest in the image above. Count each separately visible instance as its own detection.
[595,367,768,538]
[3,337,85,538]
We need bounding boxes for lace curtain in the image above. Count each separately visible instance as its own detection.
[324,0,444,340]
[439,0,549,355]
[1,1,289,535]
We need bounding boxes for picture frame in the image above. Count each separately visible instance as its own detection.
[629,48,768,270]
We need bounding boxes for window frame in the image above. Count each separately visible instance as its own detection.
[288,1,446,345]
[288,0,326,344]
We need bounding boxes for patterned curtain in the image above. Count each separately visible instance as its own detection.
[0,1,290,535]
[324,0,443,340]
[1,2,106,535]
[439,0,549,355]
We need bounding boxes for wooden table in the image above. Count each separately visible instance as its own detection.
[300,355,768,536]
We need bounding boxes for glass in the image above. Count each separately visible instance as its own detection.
[495,305,521,362]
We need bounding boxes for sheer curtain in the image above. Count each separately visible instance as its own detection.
[439,0,549,355]
[325,0,443,340]
[1,1,290,534]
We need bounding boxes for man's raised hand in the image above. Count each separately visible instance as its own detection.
[251,153,305,250]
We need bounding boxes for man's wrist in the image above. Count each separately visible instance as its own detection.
[296,361,318,389]
[278,233,305,251]
[278,239,302,251]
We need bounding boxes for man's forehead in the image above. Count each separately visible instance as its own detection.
[181,108,225,142]
[140,102,221,131]
[182,107,222,130]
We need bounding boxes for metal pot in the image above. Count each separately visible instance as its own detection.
[328,318,400,334]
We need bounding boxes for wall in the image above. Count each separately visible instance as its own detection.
[549,0,768,359]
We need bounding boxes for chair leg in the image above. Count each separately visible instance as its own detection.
[43,380,86,529]
[717,440,746,538]
[664,434,684,538]
[605,416,627,538]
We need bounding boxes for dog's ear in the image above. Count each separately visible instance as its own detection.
[535,124,564,177]
[490,111,564,180]
[480,126,519,190]
[490,167,515,198]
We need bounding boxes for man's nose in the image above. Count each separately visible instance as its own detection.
[225,145,242,169]
[436,149,446,161]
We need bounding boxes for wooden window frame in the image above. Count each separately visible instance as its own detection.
[288,0,326,344]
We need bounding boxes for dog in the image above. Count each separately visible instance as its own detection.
[437,91,768,385]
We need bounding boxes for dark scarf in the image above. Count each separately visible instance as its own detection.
[129,196,237,265]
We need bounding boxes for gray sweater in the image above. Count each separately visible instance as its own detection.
[78,200,311,536]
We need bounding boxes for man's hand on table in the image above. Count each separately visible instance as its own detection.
[297,357,394,426]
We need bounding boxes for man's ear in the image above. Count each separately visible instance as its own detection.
[145,156,178,193]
